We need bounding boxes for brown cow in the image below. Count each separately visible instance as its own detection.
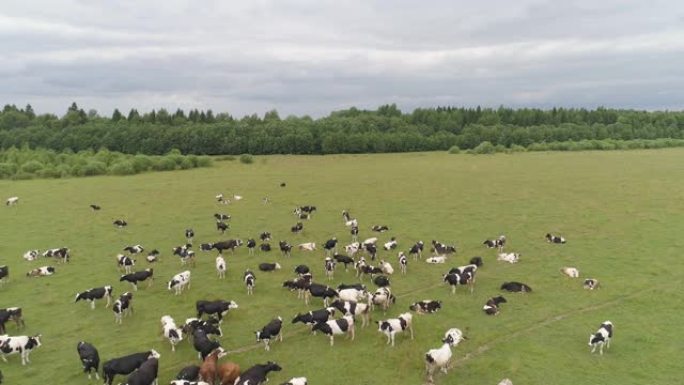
[199,348,226,384]
[218,361,241,385]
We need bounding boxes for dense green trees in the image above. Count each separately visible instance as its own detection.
[0,103,683,155]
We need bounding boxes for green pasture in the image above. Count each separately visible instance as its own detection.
[1,150,683,385]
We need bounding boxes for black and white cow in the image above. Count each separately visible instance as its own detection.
[5,196,19,206]
[258,262,280,272]
[123,356,158,385]
[311,316,355,346]
[383,237,398,250]
[123,245,144,254]
[116,254,136,274]
[370,287,396,312]
[146,249,160,263]
[196,300,239,322]
[324,258,336,280]
[172,244,195,266]
[120,269,154,291]
[583,278,600,290]
[332,253,354,271]
[168,271,191,295]
[246,239,257,255]
[279,241,293,257]
[26,266,55,277]
[235,362,282,385]
[192,329,223,360]
[183,318,222,339]
[323,238,337,255]
[329,300,370,327]
[469,256,483,267]
[291,308,336,327]
[409,300,442,314]
[363,243,378,261]
[200,243,214,252]
[75,286,113,309]
[483,235,506,251]
[443,271,475,294]
[211,239,242,255]
[77,341,100,380]
[545,233,566,244]
[102,350,160,385]
[500,281,532,293]
[185,229,194,243]
[260,243,272,252]
[294,265,310,276]
[113,292,134,324]
[161,316,183,352]
[424,328,464,383]
[409,241,424,260]
[291,222,304,234]
[398,252,408,274]
[216,220,229,234]
[0,266,7,284]
[589,321,613,355]
[350,225,359,242]
[23,250,39,261]
[214,213,231,221]
[280,377,308,385]
[431,240,457,256]
[90,204,101,211]
[256,317,283,351]
[260,232,272,242]
[377,312,414,346]
[244,270,256,295]
[215,256,226,279]
[113,219,128,228]
[0,308,25,334]
[42,247,71,263]
[371,225,390,233]
[305,283,338,306]
[337,287,368,302]
[174,365,200,381]
[483,296,507,315]
[0,334,41,365]
[373,275,391,288]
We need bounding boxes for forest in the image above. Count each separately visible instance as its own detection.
[1,103,683,155]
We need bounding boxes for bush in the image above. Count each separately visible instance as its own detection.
[239,154,254,164]
[472,141,496,154]
[509,144,526,152]
[20,160,44,174]
[38,166,62,178]
[82,161,107,176]
[0,163,16,178]
[131,155,153,173]
[12,171,34,180]
[196,156,212,167]
[179,157,194,170]
[448,145,461,154]
[217,155,236,161]
[152,157,177,171]
[109,161,136,175]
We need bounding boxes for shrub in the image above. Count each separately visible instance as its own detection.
[12,171,34,180]
[153,157,177,171]
[131,155,153,173]
[448,145,461,154]
[109,161,136,175]
[20,160,44,174]
[472,141,496,154]
[217,155,236,161]
[196,156,212,167]
[239,154,254,164]
[0,163,16,178]
[509,144,526,152]
[83,161,107,176]
[179,157,194,170]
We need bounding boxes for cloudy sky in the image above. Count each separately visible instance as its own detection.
[1,0,683,117]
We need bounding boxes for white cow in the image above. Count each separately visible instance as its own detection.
[298,242,316,251]
[425,256,447,264]
[161,315,183,351]
[5,197,19,206]
[216,256,226,279]
[560,267,580,278]
[425,328,464,383]
[497,253,520,264]
[168,271,191,295]
[0,334,42,365]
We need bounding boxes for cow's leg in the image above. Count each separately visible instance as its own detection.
[91,300,96,310]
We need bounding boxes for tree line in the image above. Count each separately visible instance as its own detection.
[1,103,683,155]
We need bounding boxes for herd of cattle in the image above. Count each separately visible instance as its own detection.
[0,193,614,385]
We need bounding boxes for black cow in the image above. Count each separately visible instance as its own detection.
[124,357,158,385]
[350,226,359,241]
[500,281,532,293]
[212,239,242,254]
[371,225,390,232]
[260,243,272,252]
[260,232,272,241]
[200,243,214,252]
[373,275,390,287]
[0,266,7,283]
[409,241,424,259]
[409,300,442,314]
[469,256,483,267]
[483,296,507,315]
[306,283,338,306]
[291,308,335,326]
[291,222,303,234]
[364,243,378,260]
[182,318,222,338]
[245,270,256,295]
[119,269,154,291]
[259,262,281,272]
[185,229,194,243]
[113,219,127,228]
[76,341,100,380]
[294,265,310,275]
[0,307,25,334]
[235,362,282,385]
[75,286,113,309]
[247,239,257,255]
[196,300,238,322]
[255,317,283,351]
[323,238,337,255]
[545,233,566,244]
[90,204,101,211]
[332,253,354,270]
[279,241,293,257]
[216,221,229,234]
[300,206,316,213]
[175,365,200,381]
[102,350,159,385]
[192,329,222,360]
[113,292,134,324]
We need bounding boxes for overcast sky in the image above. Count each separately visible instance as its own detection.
[1,0,683,118]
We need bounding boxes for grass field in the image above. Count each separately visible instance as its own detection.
[1,150,683,385]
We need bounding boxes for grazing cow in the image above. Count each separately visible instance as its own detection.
[584,278,600,290]
[291,222,304,234]
[260,243,272,252]
[0,308,25,334]
[193,329,224,360]
[469,256,483,267]
[116,254,136,274]
[483,235,506,252]
[329,299,370,327]
[123,356,158,385]
[160,315,183,352]
[377,312,414,346]
[372,225,390,233]
[23,250,39,261]
[560,267,580,278]
[280,377,308,385]
[113,219,128,228]
[214,213,231,221]
[323,238,337,255]
[283,275,312,299]
[409,300,442,314]
[448,264,478,276]
[497,252,520,264]
[337,287,368,302]
[76,341,100,380]
[183,318,222,340]
[185,229,195,243]
[363,243,378,261]
[350,225,359,241]
[235,362,282,385]
[305,283,338,306]
[212,239,242,255]
[589,321,613,355]
[500,281,532,293]
[196,300,239,322]
[102,350,160,385]
[431,240,456,256]
[383,237,398,251]
[175,365,200,381]
[146,249,160,263]
[124,245,144,254]
[292,307,336,328]
[298,242,316,251]
[172,244,196,266]
[373,275,391,287]
[425,256,446,264]
[332,253,354,271]
[256,317,283,351]
[443,271,475,294]
[398,252,408,274]
[299,205,317,214]
[216,220,229,234]
[294,264,310,276]
[483,296,507,315]
[26,266,55,277]
[311,315,355,346]
[379,260,394,275]
[0,266,7,284]
[168,271,191,295]
[260,232,272,241]
[43,247,70,263]
[259,262,281,272]
[358,262,383,280]
[216,256,226,278]
[425,328,465,384]
[324,258,336,280]
[0,334,41,365]
[120,269,154,291]
[90,204,101,211]
[370,287,396,312]
[409,241,424,260]
[199,348,228,384]
[5,197,19,206]
[112,292,134,324]
[75,286,113,309]
[244,270,256,295]
[279,241,293,257]
[546,233,566,244]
